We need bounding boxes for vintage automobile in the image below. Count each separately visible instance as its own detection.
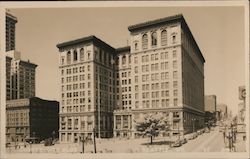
[180,138,188,144]
[172,139,182,147]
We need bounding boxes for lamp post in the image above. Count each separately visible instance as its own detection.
[29,131,35,153]
[79,134,85,153]
[191,118,196,133]
[178,121,180,140]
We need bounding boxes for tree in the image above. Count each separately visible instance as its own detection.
[135,113,170,144]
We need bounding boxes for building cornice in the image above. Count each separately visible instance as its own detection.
[56,35,115,54]
[128,14,205,63]
[6,12,18,23]
[19,60,38,68]
[115,46,130,55]
[128,14,183,32]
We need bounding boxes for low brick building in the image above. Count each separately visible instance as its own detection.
[6,97,59,143]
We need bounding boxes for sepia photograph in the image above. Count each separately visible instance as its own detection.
[0,1,249,159]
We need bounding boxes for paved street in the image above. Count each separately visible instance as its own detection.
[171,127,225,152]
[6,126,245,153]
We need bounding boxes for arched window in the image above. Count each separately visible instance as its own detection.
[161,30,167,46]
[99,50,102,63]
[108,54,111,66]
[61,57,65,65]
[128,55,131,64]
[73,50,78,61]
[115,57,119,66]
[172,33,177,44]
[122,55,126,65]
[94,50,98,61]
[151,32,157,46]
[142,34,148,49]
[67,51,71,64]
[104,52,107,64]
[80,48,84,61]
[134,42,138,51]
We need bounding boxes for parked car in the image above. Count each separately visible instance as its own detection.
[180,138,187,144]
[197,130,203,135]
[172,140,182,147]
[44,138,54,146]
[189,133,198,140]
[219,126,225,132]
[205,128,210,133]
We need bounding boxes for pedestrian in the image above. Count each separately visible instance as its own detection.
[223,131,226,143]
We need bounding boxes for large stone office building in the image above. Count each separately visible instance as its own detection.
[57,14,205,142]
[57,36,115,142]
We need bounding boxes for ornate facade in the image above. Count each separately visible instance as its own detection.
[57,14,205,142]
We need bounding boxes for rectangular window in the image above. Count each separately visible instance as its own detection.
[135,93,139,99]
[166,72,169,79]
[174,90,178,96]
[166,99,169,107]
[173,71,177,79]
[151,74,155,81]
[135,76,138,83]
[173,50,177,58]
[155,63,158,71]
[161,52,165,59]
[173,81,177,88]
[174,98,178,106]
[161,72,165,80]
[165,52,168,59]
[134,56,138,64]
[151,64,154,71]
[142,65,146,72]
[142,56,145,63]
[166,91,169,97]
[135,66,138,73]
[135,101,139,108]
[151,54,154,61]
[173,60,177,69]
[155,53,158,60]
[135,85,139,92]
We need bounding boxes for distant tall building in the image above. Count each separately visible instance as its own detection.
[205,95,217,112]
[217,103,228,120]
[6,12,17,52]
[237,86,246,133]
[56,14,206,142]
[6,50,37,100]
[6,97,59,143]
[5,12,58,144]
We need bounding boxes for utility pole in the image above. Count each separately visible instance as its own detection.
[93,128,96,153]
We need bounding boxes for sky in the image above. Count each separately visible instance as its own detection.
[9,5,246,115]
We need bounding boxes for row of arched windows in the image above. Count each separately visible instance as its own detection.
[66,48,85,64]
[137,29,175,51]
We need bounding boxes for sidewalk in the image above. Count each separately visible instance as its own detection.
[234,133,246,152]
